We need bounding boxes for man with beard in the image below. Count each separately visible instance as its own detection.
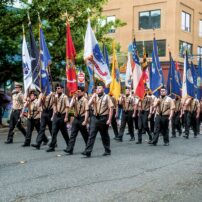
[115,88,137,142]
[64,86,89,155]
[46,84,69,152]
[82,84,113,157]
[150,87,175,146]
[5,82,26,144]
[171,95,182,138]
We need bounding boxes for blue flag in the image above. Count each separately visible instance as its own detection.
[182,51,195,98]
[28,23,40,90]
[149,38,164,96]
[197,57,202,100]
[167,53,182,97]
[39,27,52,94]
[190,61,197,97]
[87,66,94,95]
[102,43,110,94]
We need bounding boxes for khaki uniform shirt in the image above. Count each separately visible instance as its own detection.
[200,100,202,112]
[110,96,117,110]
[72,96,89,117]
[93,94,113,116]
[27,99,41,119]
[55,93,69,114]
[41,93,55,110]
[12,92,24,110]
[174,98,181,112]
[156,96,175,116]
[138,95,152,111]
[190,99,200,112]
[181,97,192,111]
[121,95,136,111]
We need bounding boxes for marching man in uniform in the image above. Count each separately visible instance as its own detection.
[46,84,69,152]
[64,86,89,155]
[150,86,175,146]
[31,91,55,150]
[5,82,26,144]
[82,84,113,157]
[115,88,137,142]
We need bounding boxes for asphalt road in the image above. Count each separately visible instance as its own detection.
[0,127,202,202]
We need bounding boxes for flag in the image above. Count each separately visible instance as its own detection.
[125,52,132,88]
[190,61,197,96]
[182,51,195,98]
[87,66,94,95]
[175,61,182,87]
[102,43,110,94]
[84,20,111,85]
[132,39,147,99]
[110,41,121,100]
[142,46,149,85]
[39,27,52,94]
[28,22,40,90]
[167,52,182,97]
[22,29,32,95]
[149,37,164,96]
[197,57,202,100]
[66,21,77,94]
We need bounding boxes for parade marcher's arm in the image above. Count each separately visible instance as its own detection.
[88,93,96,106]
[20,100,29,118]
[82,110,89,126]
[107,107,113,125]
[37,93,43,107]
[69,95,76,108]
[196,102,200,119]
[64,97,69,123]
[133,103,137,117]
[169,99,175,120]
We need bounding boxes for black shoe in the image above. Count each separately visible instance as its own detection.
[114,137,122,142]
[31,144,40,150]
[148,140,152,144]
[5,140,13,144]
[183,135,189,139]
[136,141,142,144]
[150,142,157,146]
[102,152,111,156]
[171,135,176,138]
[64,149,73,155]
[21,143,30,147]
[46,148,55,152]
[81,151,91,157]
[164,143,169,146]
[129,137,135,141]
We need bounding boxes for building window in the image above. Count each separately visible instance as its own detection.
[139,10,161,30]
[181,11,191,32]
[98,16,116,33]
[136,40,166,57]
[199,20,202,37]
[107,16,116,33]
[179,41,192,56]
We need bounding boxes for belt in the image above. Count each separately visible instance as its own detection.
[124,110,133,113]
[12,109,21,112]
[94,114,108,119]
[43,108,53,113]
[75,115,85,120]
[55,112,65,117]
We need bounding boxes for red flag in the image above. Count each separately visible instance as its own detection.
[66,21,77,94]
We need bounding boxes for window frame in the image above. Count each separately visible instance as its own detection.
[181,11,191,32]
[138,9,161,30]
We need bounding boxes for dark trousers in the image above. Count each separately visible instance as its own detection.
[133,110,139,130]
[171,112,182,136]
[85,115,111,154]
[191,112,199,136]
[36,110,52,145]
[138,111,152,142]
[111,109,119,137]
[7,110,26,141]
[24,118,40,145]
[150,113,155,133]
[118,111,134,139]
[67,116,89,152]
[49,114,69,149]
[152,115,169,144]
[184,111,191,137]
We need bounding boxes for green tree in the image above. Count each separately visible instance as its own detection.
[0,0,125,86]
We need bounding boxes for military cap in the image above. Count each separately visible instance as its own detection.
[14,82,23,88]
